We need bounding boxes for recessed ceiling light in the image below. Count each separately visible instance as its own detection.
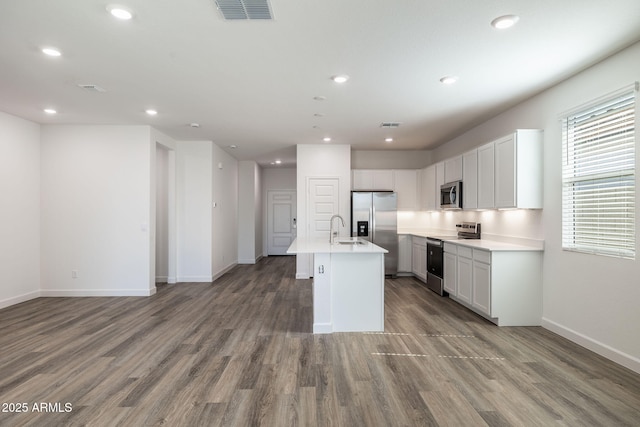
[385,138,393,143]
[323,137,332,142]
[44,108,57,114]
[491,15,519,29]
[331,75,349,84]
[42,47,61,57]
[145,109,157,116]
[228,144,238,149]
[440,76,458,85]
[275,160,282,164]
[107,5,133,20]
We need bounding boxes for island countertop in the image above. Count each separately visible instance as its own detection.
[287,237,389,254]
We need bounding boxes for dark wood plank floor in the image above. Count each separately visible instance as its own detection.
[1,256,639,426]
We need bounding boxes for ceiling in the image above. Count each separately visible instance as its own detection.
[2,1,640,167]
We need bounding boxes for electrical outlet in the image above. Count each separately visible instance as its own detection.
[71,270,78,279]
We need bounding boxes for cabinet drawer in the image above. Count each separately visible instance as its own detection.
[444,242,457,254]
[458,246,473,258]
[473,249,491,264]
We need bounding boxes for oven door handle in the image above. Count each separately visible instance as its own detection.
[426,239,444,246]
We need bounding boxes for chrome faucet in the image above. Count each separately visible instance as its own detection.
[329,214,345,244]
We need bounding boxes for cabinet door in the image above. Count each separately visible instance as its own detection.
[443,252,457,296]
[420,165,436,211]
[494,134,517,208]
[372,170,394,190]
[462,149,478,210]
[394,170,418,210]
[352,170,372,190]
[472,261,491,315]
[398,235,412,273]
[352,170,394,190]
[477,142,495,209]
[456,256,472,304]
[435,162,445,210]
[412,242,421,277]
[444,156,463,183]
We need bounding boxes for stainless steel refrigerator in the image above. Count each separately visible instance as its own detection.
[351,191,398,276]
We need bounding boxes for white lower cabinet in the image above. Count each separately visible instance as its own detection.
[456,249,473,305]
[447,242,542,326]
[397,234,412,273]
[443,250,457,296]
[411,236,427,282]
[472,254,491,316]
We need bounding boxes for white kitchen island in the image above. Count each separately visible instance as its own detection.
[287,237,387,334]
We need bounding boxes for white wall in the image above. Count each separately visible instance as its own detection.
[40,125,155,296]
[176,141,213,282]
[296,145,351,278]
[212,144,239,279]
[430,41,640,372]
[0,112,41,308]
[238,161,263,264]
[351,150,431,169]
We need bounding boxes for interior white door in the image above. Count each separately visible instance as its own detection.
[307,178,340,239]
[267,190,297,255]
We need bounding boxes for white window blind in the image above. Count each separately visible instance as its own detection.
[562,85,636,258]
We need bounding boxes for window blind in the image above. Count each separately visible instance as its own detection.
[562,86,636,258]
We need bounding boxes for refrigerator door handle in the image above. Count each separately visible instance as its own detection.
[371,205,375,242]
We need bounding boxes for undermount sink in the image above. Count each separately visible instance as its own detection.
[336,239,365,245]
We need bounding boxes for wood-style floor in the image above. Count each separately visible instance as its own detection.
[1,256,639,426]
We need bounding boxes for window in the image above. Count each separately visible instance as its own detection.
[562,84,637,259]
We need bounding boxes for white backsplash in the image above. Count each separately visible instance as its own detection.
[398,209,544,246]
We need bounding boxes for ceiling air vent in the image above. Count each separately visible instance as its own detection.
[215,0,273,20]
[78,84,106,93]
[380,122,401,128]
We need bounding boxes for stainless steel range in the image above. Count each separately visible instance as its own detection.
[426,222,481,296]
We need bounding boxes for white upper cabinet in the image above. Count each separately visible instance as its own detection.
[420,165,436,211]
[352,169,394,190]
[477,142,495,209]
[435,162,445,210]
[462,149,478,210]
[494,130,543,209]
[393,169,418,210]
[444,155,463,183]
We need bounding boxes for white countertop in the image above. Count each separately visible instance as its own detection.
[398,230,544,252]
[287,237,389,254]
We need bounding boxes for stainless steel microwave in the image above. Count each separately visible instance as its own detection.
[440,181,462,210]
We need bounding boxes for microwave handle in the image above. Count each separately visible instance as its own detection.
[450,186,455,203]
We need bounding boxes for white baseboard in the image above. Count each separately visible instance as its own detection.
[212,262,237,282]
[167,276,177,284]
[156,276,168,283]
[0,291,41,310]
[296,273,310,279]
[542,317,640,374]
[238,254,264,265]
[176,276,214,283]
[40,288,155,297]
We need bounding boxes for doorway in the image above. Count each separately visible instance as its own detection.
[155,143,176,284]
[267,190,297,255]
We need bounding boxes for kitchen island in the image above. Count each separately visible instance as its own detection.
[287,237,387,333]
